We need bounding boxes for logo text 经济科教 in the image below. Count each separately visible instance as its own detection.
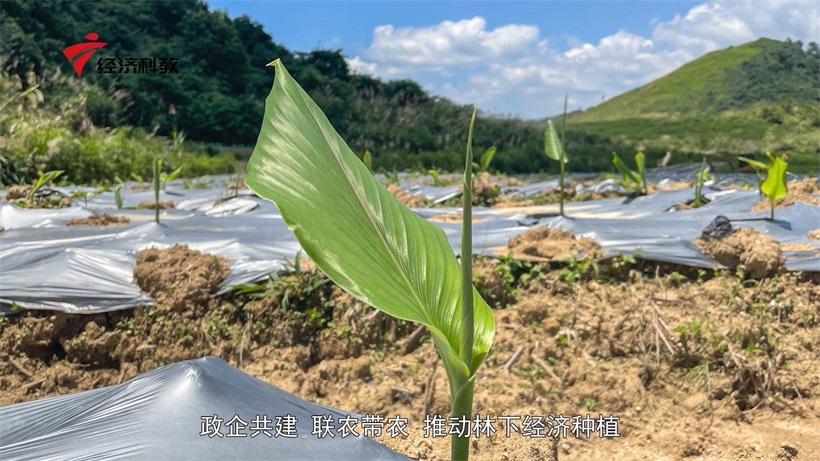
[63,32,179,77]
[95,57,178,74]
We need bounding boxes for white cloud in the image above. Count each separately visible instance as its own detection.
[347,1,819,119]
[360,17,538,69]
[653,0,819,54]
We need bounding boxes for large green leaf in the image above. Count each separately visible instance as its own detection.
[246,60,495,379]
[760,154,788,201]
[544,120,567,163]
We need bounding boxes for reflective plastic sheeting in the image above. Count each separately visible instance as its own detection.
[0,357,409,461]
[1,175,818,314]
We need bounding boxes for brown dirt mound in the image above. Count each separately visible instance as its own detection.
[787,177,819,195]
[3,185,29,200]
[134,245,229,312]
[508,227,604,261]
[658,180,694,191]
[461,172,501,206]
[752,194,820,211]
[493,199,534,208]
[67,214,130,226]
[2,185,72,208]
[808,229,820,240]
[533,186,622,205]
[136,200,175,209]
[751,178,820,212]
[227,178,246,190]
[126,184,155,193]
[781,243,816,253]
[696,228,785,279]
[387,184,428,208]
[427,213,484,224]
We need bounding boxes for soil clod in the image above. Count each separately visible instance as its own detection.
[67,214,130,226]
[696,228,785,279]
[508,227,603,261]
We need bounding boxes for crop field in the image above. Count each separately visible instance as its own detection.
[1,4,819,460]
[1,70,819,459]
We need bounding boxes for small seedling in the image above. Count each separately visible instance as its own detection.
[758,152,788,220]
[692,158,712,208]
[69,189,102,208]
[160,165,183,190]
[473,146,497,173]
[113,183,125,209]
[612,152,647,196]
[30,170,64,199]
[544,95,569,216]
[737,154,769,193]
[428,168,442,186]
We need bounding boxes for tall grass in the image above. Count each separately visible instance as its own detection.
[0,70,237,186]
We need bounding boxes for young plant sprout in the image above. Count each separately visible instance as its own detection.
[738,152,772,196]
[473,146,497,173]
[151,158,182,222]
[612,152,647,196]
[428,168,442,186]
[544,96,569,216]
[160,165,183,190]
[692,158,712,208]
[759,152,789,220]
[30,169,64,199]
[246,60,495,461]
[113,182,125,210]
[69,189,102,207]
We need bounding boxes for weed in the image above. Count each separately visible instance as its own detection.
[559,256,599,283]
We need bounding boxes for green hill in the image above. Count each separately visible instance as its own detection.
[569,38,819,171]
[1,0,817,180]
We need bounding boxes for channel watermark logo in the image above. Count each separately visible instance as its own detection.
[63,33,179,77]
[62,32,107,77]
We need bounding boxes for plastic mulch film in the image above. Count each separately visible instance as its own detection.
[1,175,818,314]
[0,357,409,461]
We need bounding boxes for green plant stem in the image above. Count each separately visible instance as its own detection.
[770,200,775,220]
[559,94,568,217]
[153,158,160,224]
[558,160,565,217]
[451,375,475,461]
[455,107,476,461]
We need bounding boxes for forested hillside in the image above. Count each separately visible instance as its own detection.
[569,38,819,171]
[1,0,817,176]
[1,0,562,174]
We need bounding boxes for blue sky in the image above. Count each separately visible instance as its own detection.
[208,0,819,119]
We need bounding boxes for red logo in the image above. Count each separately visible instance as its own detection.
[63,33,107,77]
